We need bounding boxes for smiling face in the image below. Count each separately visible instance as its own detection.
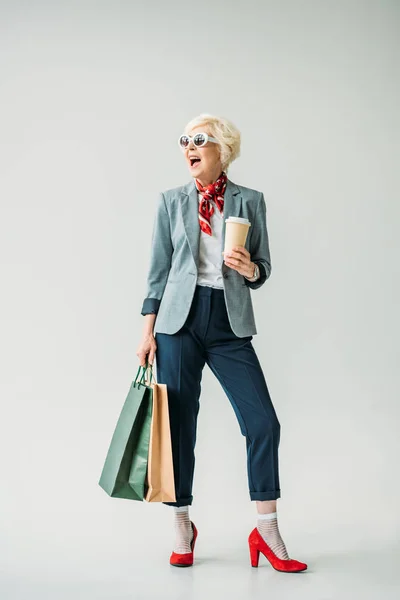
[183,125,223,186]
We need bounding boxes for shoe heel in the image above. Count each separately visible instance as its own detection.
[249,543,260,567]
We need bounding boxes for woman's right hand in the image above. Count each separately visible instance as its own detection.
[136,332,157,367]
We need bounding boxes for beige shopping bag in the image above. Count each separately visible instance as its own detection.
[144,381,176,503]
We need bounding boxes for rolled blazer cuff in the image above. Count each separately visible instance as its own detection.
[244,261,268,290]
[141,297,161,315]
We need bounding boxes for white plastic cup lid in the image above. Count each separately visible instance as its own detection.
[225,216,251,226]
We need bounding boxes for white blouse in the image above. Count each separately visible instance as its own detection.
[196,192,224,289]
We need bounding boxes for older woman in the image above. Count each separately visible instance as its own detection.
[136,114,307,572]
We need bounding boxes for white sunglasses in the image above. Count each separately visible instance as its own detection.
[178,132,219,149]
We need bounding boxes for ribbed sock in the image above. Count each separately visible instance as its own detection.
[257,511,290,560]
[173,506,193,554]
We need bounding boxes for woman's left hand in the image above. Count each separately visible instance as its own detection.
[223,246,254,278]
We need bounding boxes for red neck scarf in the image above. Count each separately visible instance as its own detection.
[195,172,228,236]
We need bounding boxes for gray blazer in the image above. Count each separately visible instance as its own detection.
[140,177,271,338]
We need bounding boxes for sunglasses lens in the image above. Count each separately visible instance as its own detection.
[193,133,207,147]
[179,135,190,148]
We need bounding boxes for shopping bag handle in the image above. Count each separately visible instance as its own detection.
[142,358,157,384]
[134,360,157,388]
[134,364,152,388]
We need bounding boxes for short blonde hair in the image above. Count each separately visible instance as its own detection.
[184,113,241,173]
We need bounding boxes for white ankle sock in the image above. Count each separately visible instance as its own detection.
[173,506,193,554]
[257,511,290,560]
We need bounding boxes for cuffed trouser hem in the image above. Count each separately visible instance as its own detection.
[250,490,281,501]
[162,496,193,507]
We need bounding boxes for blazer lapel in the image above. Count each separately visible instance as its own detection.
[221,179,242,254]
[181,177,242,270]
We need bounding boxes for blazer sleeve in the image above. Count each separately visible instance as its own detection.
[140,192,173,315]
[244,192,272,290]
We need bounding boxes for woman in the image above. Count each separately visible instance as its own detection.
[136,114,307,572]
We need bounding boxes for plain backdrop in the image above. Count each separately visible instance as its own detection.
[0,1,399,598]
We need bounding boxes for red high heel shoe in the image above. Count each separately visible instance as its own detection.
[248,527,307,572]
[170,521,198,567]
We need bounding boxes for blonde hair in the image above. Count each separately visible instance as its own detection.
[184,113,241,173]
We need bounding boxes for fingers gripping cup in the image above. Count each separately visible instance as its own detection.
[223,216,251,254]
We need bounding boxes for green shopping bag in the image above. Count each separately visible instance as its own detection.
[98,364,154,500]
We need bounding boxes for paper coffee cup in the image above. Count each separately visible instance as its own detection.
[223,216,251,254]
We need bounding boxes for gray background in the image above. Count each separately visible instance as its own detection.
[1,1,399,598]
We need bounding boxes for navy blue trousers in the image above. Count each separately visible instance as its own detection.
[155,284,281,506]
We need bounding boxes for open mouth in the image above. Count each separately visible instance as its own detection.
[190,157,201,167]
